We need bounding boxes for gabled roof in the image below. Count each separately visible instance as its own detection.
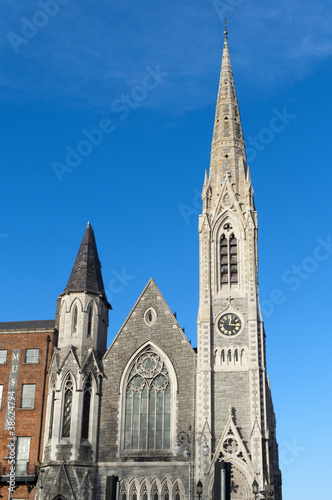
[104,277,196,359]
[61,223,111,309]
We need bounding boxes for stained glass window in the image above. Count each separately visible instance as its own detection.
[124,348,171,450]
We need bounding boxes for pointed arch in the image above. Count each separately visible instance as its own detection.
[221,349,225,364]
[72,305,78,334]
[87,301,93,337]
[234,348,239,364]
[220,232,238,286]
[120,480,128,500]
[120,342,177,453]
[85,298,97,313]
[151,478,162,500]
[140,479,150,500]
[81,374,92,439]
[62,374,73,438]
[60,370,77,392]
[69,297,83,312]
[212,210,245,294]
[207,461,253,500]
[59,300,67,338]
[161,479,172,500]
[172,479,185,500]
[81,471,93,500]
[129,479,139,500]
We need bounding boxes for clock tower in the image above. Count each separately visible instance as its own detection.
[195,25,282,499]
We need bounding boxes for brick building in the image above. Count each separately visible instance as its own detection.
[0,322,56,500]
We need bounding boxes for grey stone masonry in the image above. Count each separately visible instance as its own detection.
[98,278,196,495]
[196,27,282,500]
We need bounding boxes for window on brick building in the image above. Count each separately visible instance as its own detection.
[16,437,31,475]
[21,384,36,408]
[0,350,7,364]
[124,347,171,451]
[0,385,3,409]
[25,348,39,363]
[81,375,92,439]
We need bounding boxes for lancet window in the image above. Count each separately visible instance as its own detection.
[81,375,92,439]
[72,306,78,334]
[87,304,93,337]
[220,233,238,285]
[124,348,171,450]
[48,381,56,440]
[62,376,73,437]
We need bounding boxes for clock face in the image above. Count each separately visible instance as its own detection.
[218,313,241,336]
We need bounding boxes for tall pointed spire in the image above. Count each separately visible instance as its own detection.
[62,223,111,308]
[209,21,246,190]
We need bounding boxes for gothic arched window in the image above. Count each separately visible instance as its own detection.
[120,484,127,500]
[174,483,181,500]
[220,233,238,285]
[124,348,171,450]
[72,306,78,334]
[81,375,92,439]
[152,484,159,500]
[62,377,73,437]
[87,304,93,337]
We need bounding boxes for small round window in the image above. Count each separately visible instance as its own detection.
[144,307,157,326]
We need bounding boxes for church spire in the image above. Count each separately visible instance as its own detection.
[62,222,111,309]
[209,21,246,190]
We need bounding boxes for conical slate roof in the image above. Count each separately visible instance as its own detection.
[62,223,111,308]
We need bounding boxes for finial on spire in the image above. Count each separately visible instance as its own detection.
[223,17,229,41]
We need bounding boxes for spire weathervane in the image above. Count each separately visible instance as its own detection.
[223,17,229,40]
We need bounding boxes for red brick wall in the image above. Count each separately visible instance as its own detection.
[0,329,56,499]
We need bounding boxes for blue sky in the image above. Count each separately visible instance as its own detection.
[1,0,332,497]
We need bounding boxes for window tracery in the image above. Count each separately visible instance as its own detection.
[120,483,127,500]
[124,348,171,450]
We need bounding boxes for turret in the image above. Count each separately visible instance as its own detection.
[57,222,111,359]
[41,223,110,466]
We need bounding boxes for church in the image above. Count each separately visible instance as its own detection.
[35,26,282,500]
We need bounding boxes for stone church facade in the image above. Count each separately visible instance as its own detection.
[36,28,282,500]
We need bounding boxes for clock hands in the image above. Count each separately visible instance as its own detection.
[218,314,241,336]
